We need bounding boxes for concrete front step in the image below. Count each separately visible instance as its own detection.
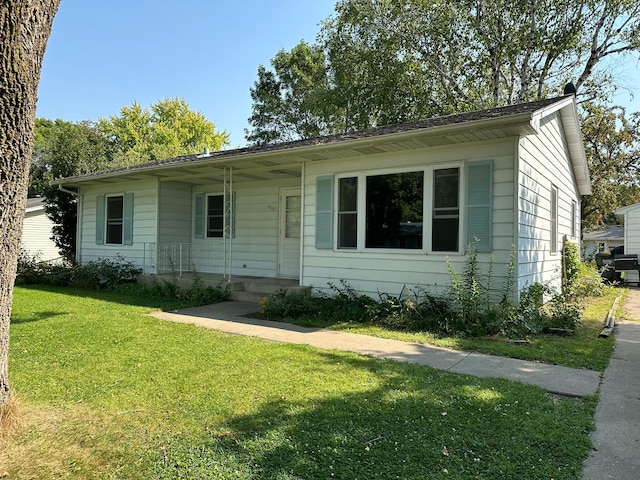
[230,279,310,304]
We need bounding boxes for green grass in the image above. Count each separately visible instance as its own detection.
[4,285,599,479]
[274,288,621,372]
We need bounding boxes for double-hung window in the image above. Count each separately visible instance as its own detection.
[206,194,224,238]
[550,185,558,254]
[96,193,133,246]
[194,192,235,239]
[432,168,460,252]
[106,195,124,244]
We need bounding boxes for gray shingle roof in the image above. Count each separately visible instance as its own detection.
[61,95,573,182]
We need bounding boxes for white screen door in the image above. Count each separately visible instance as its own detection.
[278,188,301,278]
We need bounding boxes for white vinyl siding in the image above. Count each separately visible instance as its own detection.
[21,208,60,262]
[517,112,580,292]
[158,182,192,245]
[303,140,514,298]
[192,178,299,277]
[79,179,158,268]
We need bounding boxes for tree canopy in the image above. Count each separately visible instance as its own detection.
[247,0,640,144]
[580,104,640,226]
[98,97,229,167]
[30,119,114,261]
[246,0,640,228]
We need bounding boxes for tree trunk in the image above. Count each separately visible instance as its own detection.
[0,0,60,419]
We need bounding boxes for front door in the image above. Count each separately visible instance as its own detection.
[278,188,301,278]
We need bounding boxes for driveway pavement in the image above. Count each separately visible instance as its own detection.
[581,288,640,480]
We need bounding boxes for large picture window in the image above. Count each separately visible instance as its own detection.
[106,195,124,244]
[366,172,424,249]
[336,167,461,252]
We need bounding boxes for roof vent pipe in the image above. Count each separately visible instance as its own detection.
[197,147,211,158]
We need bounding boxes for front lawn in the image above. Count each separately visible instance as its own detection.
[3,285,597,479]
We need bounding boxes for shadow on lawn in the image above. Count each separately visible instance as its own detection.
[147,351,592,480]
[10,310,68,324]
[14,284,202,311]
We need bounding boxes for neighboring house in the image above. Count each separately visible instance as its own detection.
[56,95,590,299]
[22,197,60,262]
[613,203,640,284]
[582,225,624,260]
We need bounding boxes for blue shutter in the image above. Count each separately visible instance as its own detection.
[194,193,205,239]
[95,194,105,245]
[466,161,493,252]
[315,176,334,249]
[123,192,134,245]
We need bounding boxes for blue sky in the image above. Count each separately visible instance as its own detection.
[37,0,639,149]
[37,0,336,148]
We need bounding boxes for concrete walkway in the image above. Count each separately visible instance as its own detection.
[582,289,640,480]
[152,301,600,397]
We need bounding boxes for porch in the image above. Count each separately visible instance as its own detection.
[140,243,309,303]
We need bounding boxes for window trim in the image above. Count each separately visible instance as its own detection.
[96,193,133,246]
[193,191,236,240]
[105,194,124,245]
[334,163,464,254]
[206,193,225,238]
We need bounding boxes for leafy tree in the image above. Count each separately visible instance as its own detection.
[98,97,230,166]
[30,119,114,261]
[246,0,640,144]
[580,104,640,226]
[246,42,335,145]
[0,0,60,425]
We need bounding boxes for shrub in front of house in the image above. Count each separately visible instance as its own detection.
[15,250,73,286]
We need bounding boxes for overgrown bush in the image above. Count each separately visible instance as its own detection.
[132,271,231,306]
[71,255,141,290]
[15,250,73,286]
[259,239,589,339]
[572,260,606,297]
[562,240,582,296]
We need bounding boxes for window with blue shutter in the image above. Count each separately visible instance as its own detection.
[466,161,493,252]
[315,176,334,248]
[195,192,236,239]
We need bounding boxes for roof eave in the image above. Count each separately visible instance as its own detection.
[57,112,540,187]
